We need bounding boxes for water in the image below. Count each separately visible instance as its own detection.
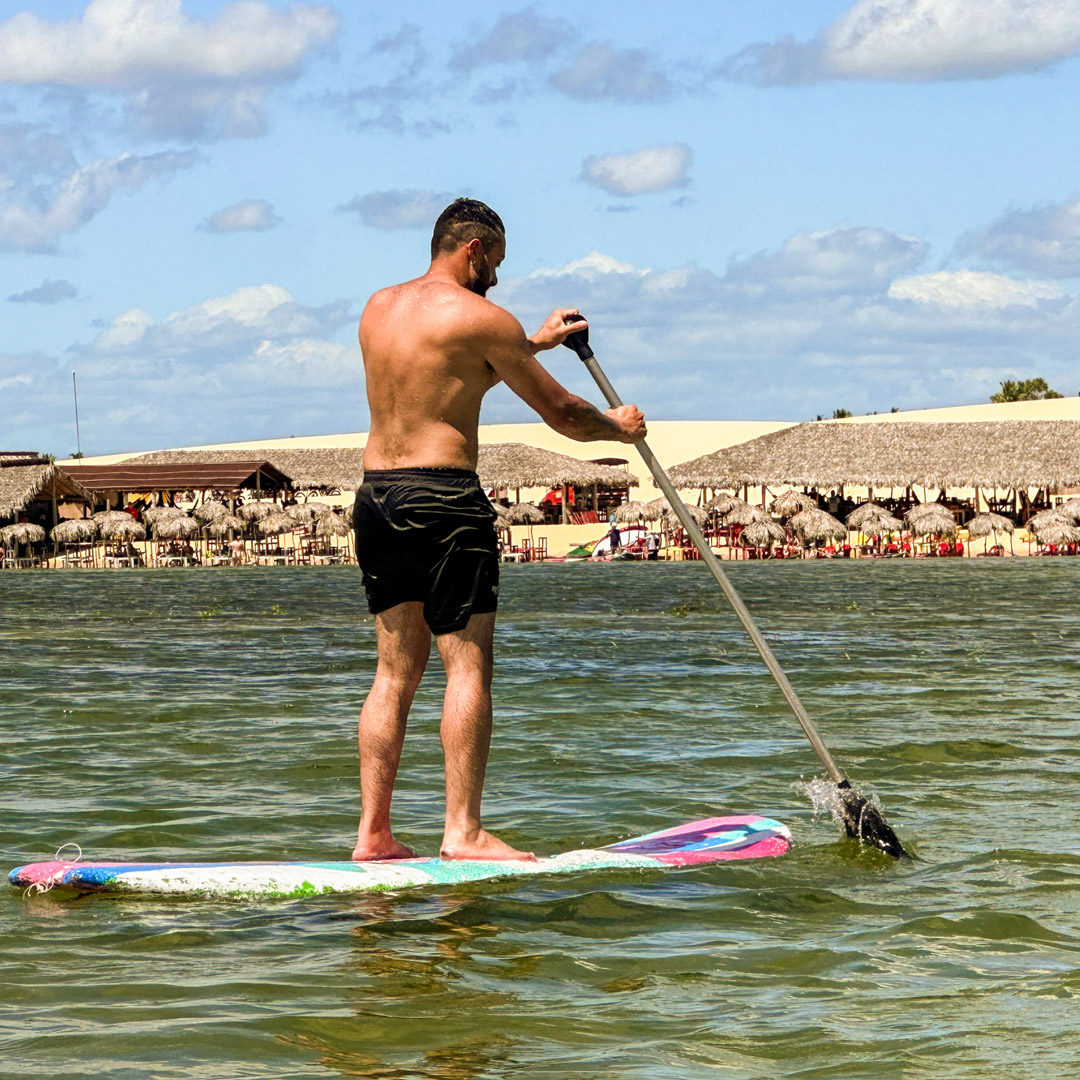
[2,561,1078,1079]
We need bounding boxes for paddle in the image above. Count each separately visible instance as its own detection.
[562,318,912,860]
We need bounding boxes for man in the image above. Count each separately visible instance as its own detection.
[353,198,646,862]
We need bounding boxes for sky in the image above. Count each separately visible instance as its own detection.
[3,0,1080,457]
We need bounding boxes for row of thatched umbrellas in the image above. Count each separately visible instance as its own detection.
[0,501,352,554]
[608,489,1080,553]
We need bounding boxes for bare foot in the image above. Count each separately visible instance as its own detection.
[440,828,538,862]
[352,834,415,861]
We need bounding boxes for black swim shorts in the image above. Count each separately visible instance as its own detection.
[352,467,499,634]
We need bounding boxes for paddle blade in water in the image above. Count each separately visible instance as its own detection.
[836,779,912,860]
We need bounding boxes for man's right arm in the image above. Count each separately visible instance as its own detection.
[482,307,646,444]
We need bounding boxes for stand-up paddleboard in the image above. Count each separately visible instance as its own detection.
[10,815,790,900]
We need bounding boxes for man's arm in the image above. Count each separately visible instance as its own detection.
[482,306,646,443]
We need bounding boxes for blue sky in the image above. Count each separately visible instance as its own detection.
[3,0,1080,456]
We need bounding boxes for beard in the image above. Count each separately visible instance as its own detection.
[465,257,495,297]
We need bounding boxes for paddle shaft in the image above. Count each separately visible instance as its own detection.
[580,353,846,784]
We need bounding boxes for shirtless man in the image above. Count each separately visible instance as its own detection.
[352,198,646,862]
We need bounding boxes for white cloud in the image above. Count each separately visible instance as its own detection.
[727,226,927,293]
[199,198,280,233]
[956,197,1080,276]
[550,42,671,101]
[493,233,1080,421]
[581,144,691,196]
[0,0,340,139]
[0,148,200,253]
[526,251,646,279]
[888,270,1064,307]
[722,0,1080,85]
[337,189,456,230]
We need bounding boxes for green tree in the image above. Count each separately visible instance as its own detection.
[990,378,1063,403]
[831,408,853,418]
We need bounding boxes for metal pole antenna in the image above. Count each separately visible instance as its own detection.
[72,371,82,457]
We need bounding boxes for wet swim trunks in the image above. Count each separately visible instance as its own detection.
[353,467,499,634]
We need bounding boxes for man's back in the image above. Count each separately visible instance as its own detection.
[359,277,498,472]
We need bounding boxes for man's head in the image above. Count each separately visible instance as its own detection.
[431,198,505,296]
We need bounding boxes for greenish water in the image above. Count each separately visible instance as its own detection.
[2,561,1079,1079]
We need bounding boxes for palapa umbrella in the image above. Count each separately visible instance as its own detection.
[0,522,46,564]
[193,501,230,524]
[723,502,766,526]
[142,505,187,526]
[1027,507,1071,532]
[502,502,544,525]
[771,490,814,518]
[706,491,746,515]
[613,500,659,524]
[908,508,957,536]
[846,501,891,529]
[151,515,200,540]
[93,509,136,530]
[1031,520,1080,549]
[98,516,146,542]
[904,502,952,524]
[789,508,847,546]
[860,513,904,539]
[205,513,245,539]
[285,503,318,522]
[740,518,786,554]
[52,518,98,543]
[257,510,295,536]
[966,512,1015,556]
[663,503,708,531]
[1057,497,1080,522]
[315,513,352,537]
[238,502,274,522]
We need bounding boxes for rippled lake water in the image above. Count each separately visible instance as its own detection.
[2,561,1079,1078]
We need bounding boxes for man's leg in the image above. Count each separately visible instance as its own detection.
[353,602,431,860]
[436,612,536,861]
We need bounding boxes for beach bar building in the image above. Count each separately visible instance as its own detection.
[0,453,93,528]
[668,420,1080,523]
[64,461,293,509]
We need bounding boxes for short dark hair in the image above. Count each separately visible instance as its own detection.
[431,198,505,259]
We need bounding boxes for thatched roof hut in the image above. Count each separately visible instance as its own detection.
[668,420,1080,490]
[125,448,364,491]
[476,443,637,490]
[0,462,91,519]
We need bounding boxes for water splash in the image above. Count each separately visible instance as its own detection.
[796,776,882,834]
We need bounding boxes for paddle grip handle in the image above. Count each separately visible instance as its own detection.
[576,349,847,785]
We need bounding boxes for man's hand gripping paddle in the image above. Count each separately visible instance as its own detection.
[562,316,912,860]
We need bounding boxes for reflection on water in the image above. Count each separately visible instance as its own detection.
[3,561,1080,1078]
